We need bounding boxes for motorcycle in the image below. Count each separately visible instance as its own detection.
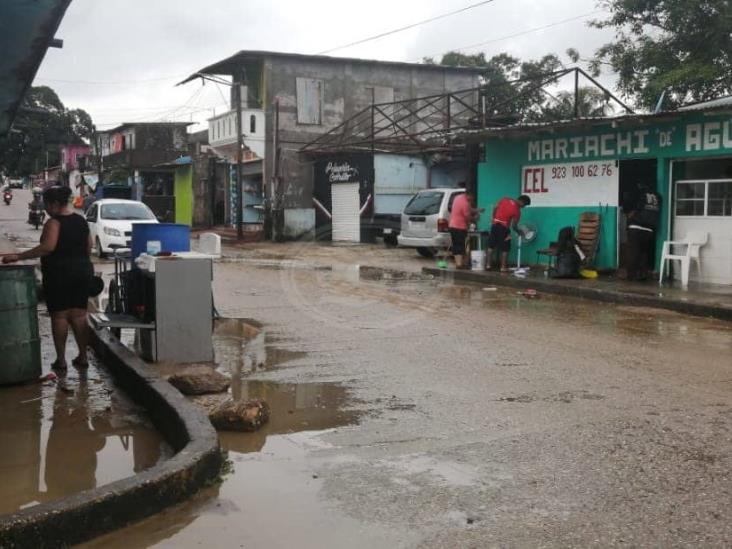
[28,206,45,230]
[3,191,11,205]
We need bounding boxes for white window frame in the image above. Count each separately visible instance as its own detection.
[675,178,732,218]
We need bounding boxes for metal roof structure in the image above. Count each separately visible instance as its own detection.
[300,67,634,156]
[0,0,72,136]
[678,95,732,112]
[456,98,732,143]
[179,50,485,85]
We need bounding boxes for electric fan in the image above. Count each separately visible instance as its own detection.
[514,222,538,273]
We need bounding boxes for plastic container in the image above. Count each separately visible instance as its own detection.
[470,250,486,270]
[131,223,190,259]
[0,265,41,384]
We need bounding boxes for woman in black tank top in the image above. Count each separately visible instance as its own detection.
[2,186,93,370]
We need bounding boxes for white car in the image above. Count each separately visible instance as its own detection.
[85,199,158,257]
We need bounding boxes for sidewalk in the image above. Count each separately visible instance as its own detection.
[190,226,261,245]
[424,266,732,322]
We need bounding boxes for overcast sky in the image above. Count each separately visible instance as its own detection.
[34,0,617,133]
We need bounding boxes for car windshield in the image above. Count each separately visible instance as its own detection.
[100,203,155,220]
[404,191,444,216]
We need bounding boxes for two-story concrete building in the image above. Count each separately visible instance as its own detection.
[96,122,191,221]
[181,50,483,238]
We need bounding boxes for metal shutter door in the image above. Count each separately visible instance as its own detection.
[331,183,360,242]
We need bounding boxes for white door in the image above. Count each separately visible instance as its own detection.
[331,183,360,242]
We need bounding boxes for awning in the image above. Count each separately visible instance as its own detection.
[0,0,73,135]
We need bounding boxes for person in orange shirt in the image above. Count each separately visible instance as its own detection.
[486,195,531,272]
[449,189,482,269]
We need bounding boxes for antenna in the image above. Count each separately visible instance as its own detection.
[654,90,667,114]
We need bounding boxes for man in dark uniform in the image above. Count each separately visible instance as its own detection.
[626,182,662,281]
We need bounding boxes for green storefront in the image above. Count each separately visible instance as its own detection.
[476,106,732,284]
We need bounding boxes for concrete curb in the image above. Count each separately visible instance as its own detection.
[424,268,732,322]
[0,327,222,548]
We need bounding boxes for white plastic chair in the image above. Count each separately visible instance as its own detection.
[658,231,708,288]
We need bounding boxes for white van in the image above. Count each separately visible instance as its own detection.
[397,188,465,257]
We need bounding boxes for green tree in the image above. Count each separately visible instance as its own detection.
[0,86,94,176]
[591,0,732,109]
[435,51,565,122]
[543,87,614,120]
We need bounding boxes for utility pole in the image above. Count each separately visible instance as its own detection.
[234,78,244,240]
[271,99,280,241]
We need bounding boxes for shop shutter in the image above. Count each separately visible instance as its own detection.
[331,183,360,242]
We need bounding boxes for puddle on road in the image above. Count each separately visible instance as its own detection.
[0,355,171,516]
[323,266,732,349]
[81,320,371,549]
[209,318,361,454]
[213,317,306,375]
[219,379,360,454]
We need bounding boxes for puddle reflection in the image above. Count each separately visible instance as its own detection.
[214,318,306,375]
[219,380,360,454]
[0,362,171,515]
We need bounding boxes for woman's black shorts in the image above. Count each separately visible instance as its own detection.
[449,229,467,255]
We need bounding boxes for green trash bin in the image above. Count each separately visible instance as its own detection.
[0,265,41,384]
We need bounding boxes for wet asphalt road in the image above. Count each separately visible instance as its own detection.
[3,198,732,547]
[88,242,732,548]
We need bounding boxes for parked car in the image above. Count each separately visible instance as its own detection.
[397,188,465,257]
[85,199,158,258]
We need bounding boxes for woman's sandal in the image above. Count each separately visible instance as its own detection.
[72,357,89,369]
[51,360,67,371]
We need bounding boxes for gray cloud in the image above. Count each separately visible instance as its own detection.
[35,0,620,131]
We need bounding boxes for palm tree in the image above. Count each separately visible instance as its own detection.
[543,87,614,120]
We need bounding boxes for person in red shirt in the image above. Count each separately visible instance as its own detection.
[486,195,531,272]
[449,190,482,269]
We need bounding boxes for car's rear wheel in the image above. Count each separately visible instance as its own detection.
[96,237,107,259]
[416,247,436,258]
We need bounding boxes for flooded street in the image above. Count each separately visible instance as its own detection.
[83,251,732,548]
[0,320,171,516]
[0,190,170,517]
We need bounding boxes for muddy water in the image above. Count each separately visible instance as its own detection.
[340,266,732,350]
[81,320,376,549]
[0,353,171,516]
[79,268,732,547]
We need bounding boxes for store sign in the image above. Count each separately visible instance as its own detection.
[525,115,732,164]
[325,161,360,183]
[521,160,619,207]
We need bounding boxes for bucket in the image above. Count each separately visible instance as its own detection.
[131,223,190,259]
[0,265,41,384]
[470,250,485,270]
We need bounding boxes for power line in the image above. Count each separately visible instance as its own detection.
[316,0,499,55]
[415,9,606,63]
[34,74,187,85]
